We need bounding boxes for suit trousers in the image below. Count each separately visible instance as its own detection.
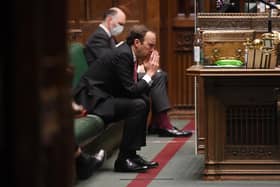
[101,97,149,152]
[138,70,171,113]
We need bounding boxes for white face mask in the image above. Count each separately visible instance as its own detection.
[111,24,124,36]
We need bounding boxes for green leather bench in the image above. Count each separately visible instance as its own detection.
[69,43,123,155]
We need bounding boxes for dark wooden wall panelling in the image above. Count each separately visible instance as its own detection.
[162,0,195,108]
[68,0,199,109]
[68,1,250,108]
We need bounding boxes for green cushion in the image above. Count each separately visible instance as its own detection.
[214,59,243,67]
[69,43,88,87]
[74,115,105,145]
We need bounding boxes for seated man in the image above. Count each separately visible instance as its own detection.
[84,7,192,137]
[72,102,106,180]
[137,65,192,137]
[74,25,159,173]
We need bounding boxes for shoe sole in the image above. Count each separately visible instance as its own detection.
[146,164,159,169]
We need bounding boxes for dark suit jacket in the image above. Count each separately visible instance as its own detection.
[73,42,150,121]
[84,26,115,65]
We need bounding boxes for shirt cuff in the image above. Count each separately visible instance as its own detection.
[142,74,153,86]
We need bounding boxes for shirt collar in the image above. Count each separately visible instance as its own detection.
[99,24,111,37]
[131,47,137,63]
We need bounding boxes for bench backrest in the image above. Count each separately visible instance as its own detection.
[69,43,88,87]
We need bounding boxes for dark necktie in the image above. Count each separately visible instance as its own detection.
[133,60,138,83]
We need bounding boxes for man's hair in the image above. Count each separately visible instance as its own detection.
[126,25,149,46]
[103,8,118,20]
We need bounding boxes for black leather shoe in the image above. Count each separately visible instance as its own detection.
[114,158,148,172]
[76,149,106,180]
[132,155,159,168]
[158,127,192,137]
[93,149,106,168]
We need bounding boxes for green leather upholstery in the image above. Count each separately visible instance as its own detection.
[74,115,104,145]
[68,43,105,146]
[69,43,123,155]
[69,43,89,87]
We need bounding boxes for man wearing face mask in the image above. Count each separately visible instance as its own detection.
[84,7,126,65]
[85,7,192,137]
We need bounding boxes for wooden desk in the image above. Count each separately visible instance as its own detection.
[187,65,280,180]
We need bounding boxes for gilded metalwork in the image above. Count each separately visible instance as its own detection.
[203,30,255,62]
[245,32,280,68]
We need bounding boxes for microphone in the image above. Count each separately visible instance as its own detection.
[258,0,279,10]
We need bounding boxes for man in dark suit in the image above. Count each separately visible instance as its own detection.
[85,7,193,137]
[84,7,126,65]
[74,25,159,172]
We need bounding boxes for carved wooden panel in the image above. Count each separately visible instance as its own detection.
[176,0,194,16]
[120,0,145,21]
[174,30,193,52]
[202,30,255,63]
[68,0,152,44]
[159,0,196,109]
[202,76,280,180]
[68,0,81,21]
[225,104,278,160]
[198,13,280,32]
[86,0,113,20]
[167,27,195,108]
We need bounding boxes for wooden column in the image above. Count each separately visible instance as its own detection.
[2,0,74,186]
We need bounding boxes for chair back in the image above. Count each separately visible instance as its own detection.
[69,43,88,87]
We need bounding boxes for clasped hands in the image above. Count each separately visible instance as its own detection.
[143,50,160,78]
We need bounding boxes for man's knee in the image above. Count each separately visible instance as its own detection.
[153,70,167,82]
[133,98,148,112]
[158,70,167,78]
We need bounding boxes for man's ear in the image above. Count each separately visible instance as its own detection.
[106,16,113,24]
[134,38,140,47]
